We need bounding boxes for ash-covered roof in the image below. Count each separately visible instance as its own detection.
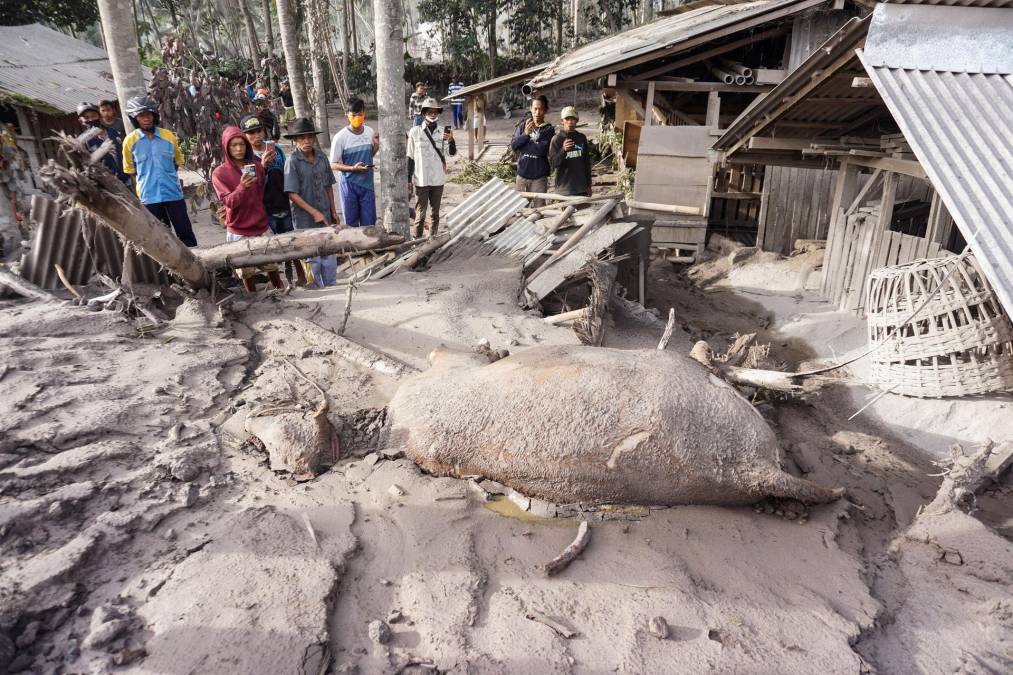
[0,23,130,114]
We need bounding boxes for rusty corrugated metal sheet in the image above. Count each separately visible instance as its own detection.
[530,0,827,89]
[885,0,1013,7]
[21,194,168,289]
[861,2,1013,317]
[433,178,529,262]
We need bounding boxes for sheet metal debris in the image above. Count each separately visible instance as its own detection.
[20,194,168,289]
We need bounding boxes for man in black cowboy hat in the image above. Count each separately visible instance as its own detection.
[283,117,338,287]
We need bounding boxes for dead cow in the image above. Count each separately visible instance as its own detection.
[386,346,844,506]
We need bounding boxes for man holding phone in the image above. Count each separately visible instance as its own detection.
[548,106,592,197]
[510,95,554,207]
[211,126,284,290]
[330,98,379,228]
[406,97,456,238]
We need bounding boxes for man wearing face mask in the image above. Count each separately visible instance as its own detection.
[406,98,456,239]
[329,98,379,228]
[76,102,129,184]
[510,95,554,207]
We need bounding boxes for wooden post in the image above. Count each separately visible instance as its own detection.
[644,82,656,127]
[706,91,721,128]
[468,96,476,161]
[820,160,859,295]
[756,166,771,250]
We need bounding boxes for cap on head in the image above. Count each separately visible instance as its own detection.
[240,114,264,132]
[561,106,579,121]
[76,101,99,117]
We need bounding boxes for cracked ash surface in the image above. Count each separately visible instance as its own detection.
[0,251,1010,674]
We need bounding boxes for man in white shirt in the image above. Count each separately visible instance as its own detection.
[407,97,456,239]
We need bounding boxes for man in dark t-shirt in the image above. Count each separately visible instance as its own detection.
[548,106,592,197]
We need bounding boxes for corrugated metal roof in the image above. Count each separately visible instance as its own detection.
[860,69,1013,316]
[861,2,1012,317]
[864,4,1013,73]
[530,0,828,89]
[21,194,168,289]
[439,63,550,102]
[0,23,139,114]
[885,0,1013,7]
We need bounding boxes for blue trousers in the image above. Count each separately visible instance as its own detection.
[293,220,337,287]
[339,181,376,227]
[309,255,337,288]
[452,104,465,129]
[413,114,423,127]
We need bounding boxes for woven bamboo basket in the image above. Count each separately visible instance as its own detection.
[866,254,1013,397]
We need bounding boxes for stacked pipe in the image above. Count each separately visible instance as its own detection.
[707,60,755,86]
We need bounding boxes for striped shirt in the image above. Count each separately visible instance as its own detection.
[448,82,464,104]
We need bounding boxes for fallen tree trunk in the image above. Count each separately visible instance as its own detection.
[194,226,404,271]
[404,232,451,270]
[39,132,211,289]
[0,267,58,302]
[280,316,418,380]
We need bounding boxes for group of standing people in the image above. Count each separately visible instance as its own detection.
[75,80,586,293]
[511,95,592,205]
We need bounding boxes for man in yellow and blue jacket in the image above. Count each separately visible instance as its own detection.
[121,96,198,246]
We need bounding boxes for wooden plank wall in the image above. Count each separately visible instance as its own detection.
[825,210,947,315]
[760,166,838,254]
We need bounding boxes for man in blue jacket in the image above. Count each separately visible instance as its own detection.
[510,95,554,207]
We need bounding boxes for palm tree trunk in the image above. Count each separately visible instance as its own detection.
[276,0,311,118]
[261,0,278,92]
[306,0,332,148]
[97,0,147,133]
[372,0,409,236]
[238,0,263,63]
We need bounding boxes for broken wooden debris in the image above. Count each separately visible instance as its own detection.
[543,307,589,325]
[0,267,58,302]
[920,441,1013,517]
[657,308,676,350]
[573,260,616,346]
[543,521,591,576]
[524,610,578,639]
[276,317,418,380]
[688,339,837,394]
[403,232,451,270]
[526,199,619,284]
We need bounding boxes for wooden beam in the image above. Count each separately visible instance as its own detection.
[705,91,720,128]
[617,89,646,120]
[722,47,864,158]
[847,156,927,179]
[467,96,476,161]
[632,26,789,80]
[616,80,772,93]
[724,152,830,170]
[645,82,656,127]
[747,137,813,151]
[845,169,883,215]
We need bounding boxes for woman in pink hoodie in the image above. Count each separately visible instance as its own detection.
[211,126,284,290]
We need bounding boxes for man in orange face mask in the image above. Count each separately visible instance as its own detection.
[329,98,380,227]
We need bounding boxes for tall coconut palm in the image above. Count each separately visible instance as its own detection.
[261,0,278,92]
[276,0,311,118]
[97,0,148,132]
[372,0,409,235]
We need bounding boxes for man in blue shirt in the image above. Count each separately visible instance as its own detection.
[121,96,198,246]
[329,98,379,228]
